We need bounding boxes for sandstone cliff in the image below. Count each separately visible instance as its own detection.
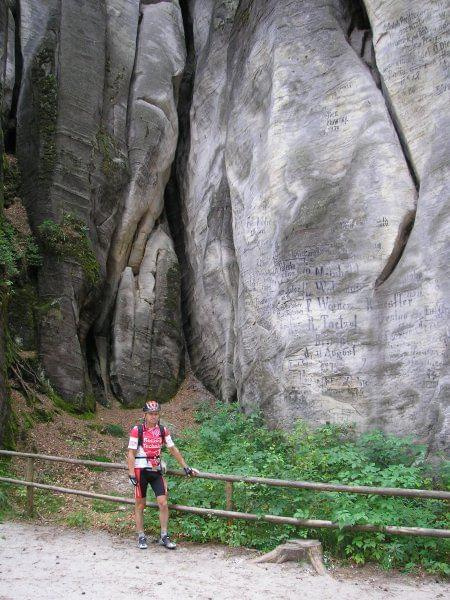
[0,0,448,451]
[13,0,184,410]
[173,0,448,452]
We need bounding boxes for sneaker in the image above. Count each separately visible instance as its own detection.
[138,534,148,550]
[159,534,176,550]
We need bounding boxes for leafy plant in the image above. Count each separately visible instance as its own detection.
[2,154,21,206]
[65,509,91,528]
[0,459,13,522]
[92,499,119,513]
[33,489,64,515]
[0,218,41,287]
[101,423,125,438]
[164,403,449,575]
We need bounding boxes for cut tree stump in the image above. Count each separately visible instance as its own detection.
[252,539,327,575]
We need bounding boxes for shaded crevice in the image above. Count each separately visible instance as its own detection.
[163,0,225,400]
[379,78,420,192]
[374,209,416,288]
[165,1,241,402]
[346,0,370,38]
[4,1,22,153]
[164,0,195,340]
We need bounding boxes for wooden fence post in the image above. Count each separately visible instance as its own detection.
[26,457,34,516]
[225,481,233,511]
[226,481,233,529]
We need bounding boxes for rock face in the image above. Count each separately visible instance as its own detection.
[2,0,448,449]
[175,0,449,450]
[14,0,185,409]
[363,0,449,452]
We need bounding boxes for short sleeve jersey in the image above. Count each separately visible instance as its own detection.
[128,424,175,468]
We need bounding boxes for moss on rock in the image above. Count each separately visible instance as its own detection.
[37,213,100,285]
[30,45,58,185]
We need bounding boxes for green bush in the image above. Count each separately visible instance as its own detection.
[101,424,125,438]
[0,218,41,286]
[3,154,21,206]
[0,459,13,522]
[164,403,449,575]
[87,423,124,437]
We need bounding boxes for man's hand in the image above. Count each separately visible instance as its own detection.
[183,466,199,477]
[129,475,138,486]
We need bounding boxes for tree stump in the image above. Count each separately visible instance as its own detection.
[252,539,327,575]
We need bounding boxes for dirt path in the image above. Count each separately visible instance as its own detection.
[0,523,446,600]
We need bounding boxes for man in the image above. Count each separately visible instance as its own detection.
[127,400,198,550]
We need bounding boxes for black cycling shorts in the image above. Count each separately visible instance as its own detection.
[134,468,167,499]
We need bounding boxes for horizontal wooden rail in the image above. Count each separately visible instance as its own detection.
[1,449,449,500]
[0,476,449,539]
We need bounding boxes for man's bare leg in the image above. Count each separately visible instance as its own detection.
[135,498,146,533]
[157,494,169,533]
[157,495,176,548]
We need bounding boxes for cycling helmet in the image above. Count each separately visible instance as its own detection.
[143,400,160,413]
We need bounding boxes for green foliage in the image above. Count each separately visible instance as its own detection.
[95,128,129,187]
[2,155,21,207]
[0,459,13,521]
[101,423,125,437]
[37,213,100,284]
[86,422,125,437]
[38,375,95,418]
[33,489,64,515]
[92,499,120,513]
[0,403,17,451]
[0,218,41,287]
[165,403,449,575]
[65,509,91,528]
[96,129,116,176]
[33,407,54,423]
[73,408,96,420]
[0,219,18,280]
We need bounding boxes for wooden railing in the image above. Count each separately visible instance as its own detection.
[0,449,449,539]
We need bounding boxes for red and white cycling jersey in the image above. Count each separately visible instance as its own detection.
[128,424,174,468]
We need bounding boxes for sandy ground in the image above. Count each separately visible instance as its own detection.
[0,523,447,600]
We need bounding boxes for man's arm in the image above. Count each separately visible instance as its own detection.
[127,448,137,476]
[168,445,187,469]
